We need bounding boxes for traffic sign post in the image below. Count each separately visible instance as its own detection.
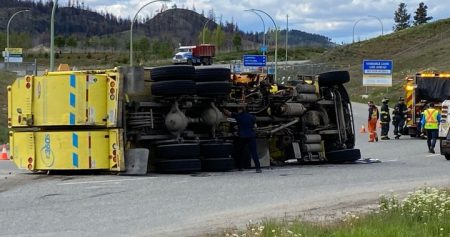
[362,59,393,87]
[243,55,267,67]
[4,48,23,64]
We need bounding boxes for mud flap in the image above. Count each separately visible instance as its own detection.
[122,148,149,175]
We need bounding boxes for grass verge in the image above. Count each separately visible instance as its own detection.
[210,187,450,237]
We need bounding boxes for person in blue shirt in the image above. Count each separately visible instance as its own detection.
[223,107,262,173]
[421,103,441,153]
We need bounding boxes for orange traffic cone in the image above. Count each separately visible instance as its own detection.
[359,125,367,133]
[1,144,9,160]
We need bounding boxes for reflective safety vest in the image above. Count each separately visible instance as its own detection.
[424,109,439,129]
[370,107,379,119]
[270,84,278,94]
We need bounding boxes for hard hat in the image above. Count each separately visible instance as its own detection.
[398,97,404,101]
[382,98,389,103]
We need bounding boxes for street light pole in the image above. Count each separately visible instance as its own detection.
[6,9,30,70]
[368,15,384,36]
[50,0,57,71]
[285,14,288,68]
[130,0,170,67]
[202,18,214,44]
[250,9,278,82]
[244,10,266,55]
[353,16,384,43]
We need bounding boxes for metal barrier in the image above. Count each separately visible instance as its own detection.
[0,61,37,76]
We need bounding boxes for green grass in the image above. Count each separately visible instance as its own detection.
[209,187,450,237]
[0,71,16,144]
[314,18,450,103]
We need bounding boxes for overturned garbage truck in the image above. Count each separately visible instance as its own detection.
[8,65,360,174]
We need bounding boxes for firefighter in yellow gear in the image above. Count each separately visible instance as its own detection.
[421,103,441,153]
[367,101,379,142]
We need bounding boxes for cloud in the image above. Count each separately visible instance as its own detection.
[79,0,446,43]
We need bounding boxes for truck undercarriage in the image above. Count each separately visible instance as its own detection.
[8,65,361,174]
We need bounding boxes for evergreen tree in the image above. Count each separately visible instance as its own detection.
[232,34,242,51]
[393,2,411,31]
[413,2,432,26]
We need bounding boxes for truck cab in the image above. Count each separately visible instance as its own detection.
[172,46,195,65]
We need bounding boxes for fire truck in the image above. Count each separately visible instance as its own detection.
[404,72,450,137]
[8,65,360,174]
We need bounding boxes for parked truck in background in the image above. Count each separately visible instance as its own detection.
[8,65,360,174]
[439,100,450,160]
[404,72,450,137]
[172,44,215,66]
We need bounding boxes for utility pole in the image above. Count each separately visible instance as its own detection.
[285,14,288,68]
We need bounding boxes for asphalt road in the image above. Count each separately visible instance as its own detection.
[1,103,450,237]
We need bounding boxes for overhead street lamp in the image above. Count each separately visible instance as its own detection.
[202,18,215,44]
[6,9,31,70]
[244,9,266,55]
[250,9,278,82]
[352,16,384,43]
[50,0,57,71]
[130,0,170,67]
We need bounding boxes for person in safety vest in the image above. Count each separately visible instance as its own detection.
[367,101,379,142]
[421,103,441,153]
[392,97,408,139]
[380,98,391,140]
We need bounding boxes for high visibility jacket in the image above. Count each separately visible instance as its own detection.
[368,106,379,120]
[422,108,440,130]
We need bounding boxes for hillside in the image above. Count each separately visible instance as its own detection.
[0,0,332,50]
[315,18,450,103]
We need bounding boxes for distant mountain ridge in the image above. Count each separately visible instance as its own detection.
[0,0,332,49]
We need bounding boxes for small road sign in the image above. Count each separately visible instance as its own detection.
[243,55,267,67]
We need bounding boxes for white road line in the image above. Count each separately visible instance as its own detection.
[425,154,441,158]
[57,177,156,186]
[384,159,398,162]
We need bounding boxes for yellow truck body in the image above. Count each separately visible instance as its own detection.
[10,129,124,171]
[8,70,120,128]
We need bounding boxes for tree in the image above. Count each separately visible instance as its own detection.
[394,3,411,31]
[414,2,432,26]
[66,36,77,53]
[232,34,242,51]
[55,36,66,50]
[213,26,225,50]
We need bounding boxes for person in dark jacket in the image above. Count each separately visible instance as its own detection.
[392,97,408,139]
[223,107,262,173]
[380,98,391,140]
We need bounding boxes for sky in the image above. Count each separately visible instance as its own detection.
[80,0,447,43]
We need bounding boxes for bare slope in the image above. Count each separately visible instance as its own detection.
[316,18,450,102]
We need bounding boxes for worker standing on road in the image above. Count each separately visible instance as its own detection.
[223,107,262,173]
[392,97,408,139]
[367,101,379,142]
[421,103,441,153]
[380,98,391,140]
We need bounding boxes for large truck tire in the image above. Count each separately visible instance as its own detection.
[150,65,195,81]
[156,143,200,159]
[201,157,234,172]
[318,71,350,86]
[200,143,233,158]
[196,81,232,96]
[151,80,196,96]
[154,159,201,173]
[445,154,450,160]
[325,148,361,163]
[195,68,231,82]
